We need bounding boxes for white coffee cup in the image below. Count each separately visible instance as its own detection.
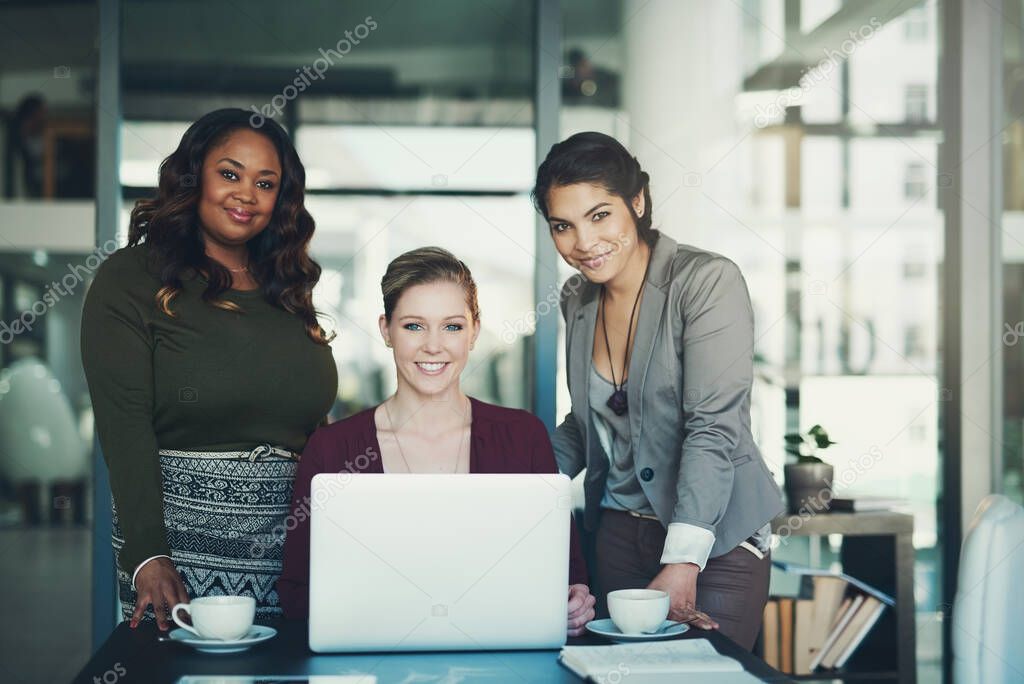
[171,596,255,640]
[607,589,670,634]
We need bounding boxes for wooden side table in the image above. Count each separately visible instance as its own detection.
[771,511,916,683]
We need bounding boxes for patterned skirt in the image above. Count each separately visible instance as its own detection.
[112,445,299,625]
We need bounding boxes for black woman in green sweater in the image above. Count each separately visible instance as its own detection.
[81,109,337,630]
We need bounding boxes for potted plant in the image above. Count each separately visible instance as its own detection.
[783,425,836,514]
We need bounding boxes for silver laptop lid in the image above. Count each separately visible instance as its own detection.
[308,473,572,653]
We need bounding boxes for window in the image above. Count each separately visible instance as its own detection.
[905,324,927,358]
[905,84,930,123]
[904,6,929,41]
[904,162,928,200]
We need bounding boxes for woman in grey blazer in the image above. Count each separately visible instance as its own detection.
[532,132,785,650]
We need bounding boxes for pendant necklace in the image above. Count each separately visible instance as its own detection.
[599,251,652,416]
[383,398,471,473]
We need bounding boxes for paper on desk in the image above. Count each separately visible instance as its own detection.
[560,639,753,679]
[175,677,376,684]
[610,673,763,684]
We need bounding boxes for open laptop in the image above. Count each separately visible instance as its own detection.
[307,473,572,653]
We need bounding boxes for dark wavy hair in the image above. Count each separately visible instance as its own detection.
[532,131,658,246]
[128,108,333,344]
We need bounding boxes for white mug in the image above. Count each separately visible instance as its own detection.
[607,589,670,634]
[171,595,255,640]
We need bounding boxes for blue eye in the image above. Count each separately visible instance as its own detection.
[403,323,423,331]
[445,324,463,332]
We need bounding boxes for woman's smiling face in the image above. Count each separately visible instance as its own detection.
[196,128,281,248]
[379,280,481,398]
[544,182,645,284]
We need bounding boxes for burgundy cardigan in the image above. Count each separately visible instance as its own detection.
[277,397,589,619]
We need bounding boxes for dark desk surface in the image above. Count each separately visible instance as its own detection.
[74,620,791,683]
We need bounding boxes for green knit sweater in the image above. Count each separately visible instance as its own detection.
[81,244,337,573]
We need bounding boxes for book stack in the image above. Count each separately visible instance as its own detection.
[761,561,894,674]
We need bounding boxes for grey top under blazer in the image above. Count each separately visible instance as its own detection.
[551,232,784,560]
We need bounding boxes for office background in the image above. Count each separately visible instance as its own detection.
[0,0,1017,682]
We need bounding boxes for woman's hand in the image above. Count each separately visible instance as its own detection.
[567,583,596,637]
[647,562,718,630]
[132,557,190,631]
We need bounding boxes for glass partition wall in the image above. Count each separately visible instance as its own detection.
[0,2,99,681]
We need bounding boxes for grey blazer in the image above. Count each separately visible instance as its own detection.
[551,233,784,559]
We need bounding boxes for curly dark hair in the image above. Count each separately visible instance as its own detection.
[128,108,333,344]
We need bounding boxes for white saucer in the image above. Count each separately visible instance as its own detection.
[585,618,689,642]
[167,625,277,653]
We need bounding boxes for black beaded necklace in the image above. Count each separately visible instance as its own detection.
[599,250,653,416]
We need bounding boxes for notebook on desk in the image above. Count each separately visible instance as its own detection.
[559,640,764,683]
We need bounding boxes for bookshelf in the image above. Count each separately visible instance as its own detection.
[769,511,916,684]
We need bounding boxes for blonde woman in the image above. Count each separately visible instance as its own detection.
[278,247,595,636]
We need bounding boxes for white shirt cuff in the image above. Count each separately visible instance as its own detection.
[132,554,172,590]
[660,523,716,570]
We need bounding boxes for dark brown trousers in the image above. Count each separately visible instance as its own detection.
[593,509,771,651]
